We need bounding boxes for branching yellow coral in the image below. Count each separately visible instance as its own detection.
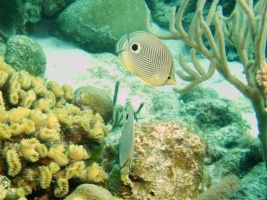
[62,84,74,101]
[48,162,60,175]
[48,81,64,98]
[17,180,32,195]
[35,99,51,113]
[18,70,31,90]
[0,91,5,109]
[0,123,11,139]
[68,144,88,161]
[6,149,22,176]
[29,109,47,126]
[0,109,7,123]
[39,166,52,189]
[54,110,72,126]
[8,73,21,105]
[20,138,47,162]
[65,104,80,115]
[46,113,60,131]
[66,161,85,179]
[0,185,7,200]
[20,118,36,135]
[38,128,60,142]
[43,90,56,108]
[20,90,36,108]
[47,145,68,166]
[0,70,8,88]
[89,121,106,143]
[82,162,106,183]
[8,107,31,123]
[10,123,23,136]
[0,57,14,76]
[54,178,69,197]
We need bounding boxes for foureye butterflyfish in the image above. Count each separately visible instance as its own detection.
[119,99,135,182]
[116,31,176,86]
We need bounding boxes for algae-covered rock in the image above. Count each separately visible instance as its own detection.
[0,42,6,57]
[50,0,147,53]
[42,0,74,17]
[119,121,208,199]
[0,0,43,39]
[0,0,23,38]
[64,184,114,200]
[74,86,114,124]
[5,35,46,76]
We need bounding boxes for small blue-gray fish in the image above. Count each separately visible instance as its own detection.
[116,31,176,86]
[119,99,135,182]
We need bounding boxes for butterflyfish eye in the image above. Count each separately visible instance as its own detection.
[130,43,141,53]
[168,76,171,79]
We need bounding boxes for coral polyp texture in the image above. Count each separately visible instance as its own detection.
[125,122,207,199]
[256,61,267,111]
[0,57,108,199]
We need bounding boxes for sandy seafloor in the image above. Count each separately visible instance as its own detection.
[30,34,258,140]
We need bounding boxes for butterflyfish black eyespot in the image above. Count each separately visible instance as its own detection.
[168,76,171,79]
[130,43,141,53]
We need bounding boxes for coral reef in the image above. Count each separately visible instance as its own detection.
[49,0,147,53]
[65,184,114,200]
[74,85,114,124]
[5,35,46,77]
[0,57,108,199]
[109,121,208,199]
[147,0,267,169]
[0,0,23,39]
[0,0,43,39]
[196,174,240,200]
[42,0,74,17]
[256,61,267,111]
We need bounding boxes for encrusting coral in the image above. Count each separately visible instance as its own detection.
[64,184,114,200]
[109,121,208,199]
[0,57,109,199]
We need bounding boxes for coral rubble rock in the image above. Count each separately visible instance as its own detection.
[5,35,46,77]
[129,121,207,199]
[50,0,147,53]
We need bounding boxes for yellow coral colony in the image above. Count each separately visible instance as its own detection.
[38,128,60,142]
[0,185,7,200]
[6,149,22,176]
[62,84,74,100]
[66,161,85,179]
[82,162,106,183]
[20,138,47,162]
[48,162,60,175]
[48,81,64,98]
[54,178,69,197]
[0,57,108,198]
[68,144,88,161]
[0,123,11,139]
[39,166,52,189]
[47,145,69,166]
